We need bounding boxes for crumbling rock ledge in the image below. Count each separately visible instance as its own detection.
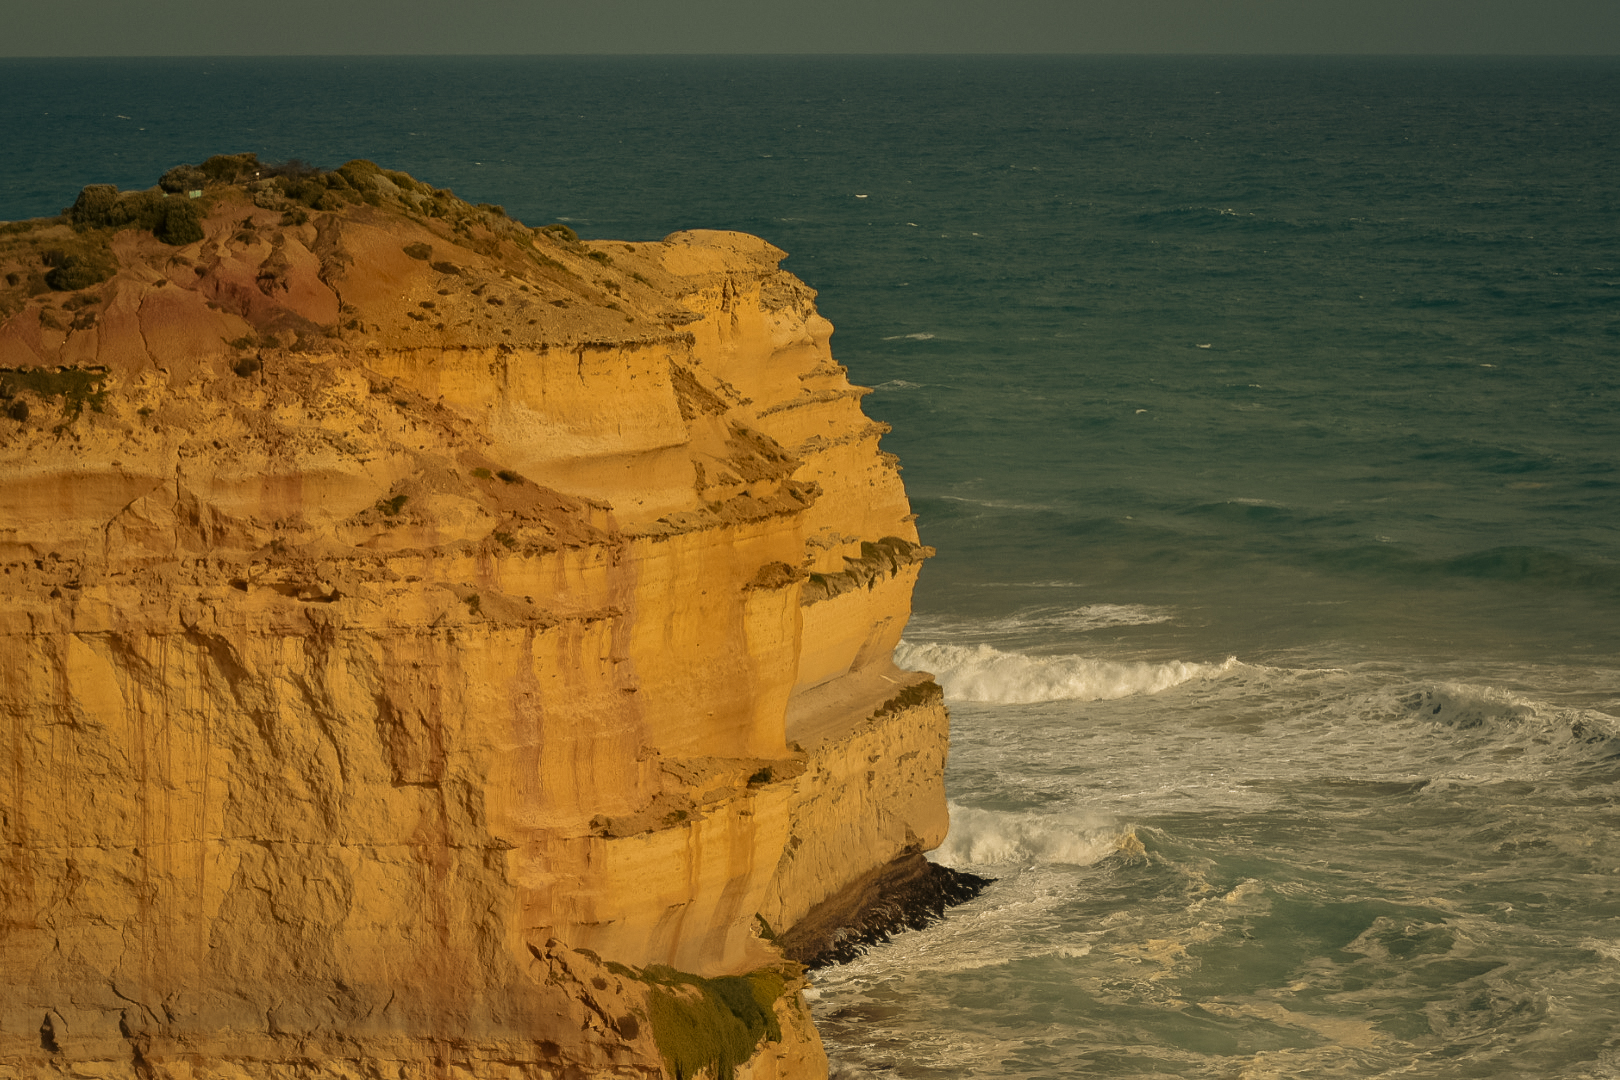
[775,855,992,969]
[0,155,978,1080]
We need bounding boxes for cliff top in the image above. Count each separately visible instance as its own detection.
[0,152,806,374]
[0,155,898,629]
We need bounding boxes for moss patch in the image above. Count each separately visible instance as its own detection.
[0,365,109,422]
[643,966,786,1080]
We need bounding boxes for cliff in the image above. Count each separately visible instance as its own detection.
[0,157,953,1079]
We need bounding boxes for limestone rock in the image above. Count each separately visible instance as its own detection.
[0,158,949,1079]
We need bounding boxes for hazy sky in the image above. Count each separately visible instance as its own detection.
[4,0,1618,56]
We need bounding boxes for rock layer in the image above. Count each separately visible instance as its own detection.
[0,159,949,1079]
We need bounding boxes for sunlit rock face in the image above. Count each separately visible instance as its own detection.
[0,161,946,1078]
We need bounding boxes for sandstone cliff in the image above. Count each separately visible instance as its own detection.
[0,156,950,1079]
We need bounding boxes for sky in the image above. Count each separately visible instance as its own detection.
[3,0,1618,56]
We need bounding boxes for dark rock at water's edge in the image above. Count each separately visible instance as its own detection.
[777,853,993,969]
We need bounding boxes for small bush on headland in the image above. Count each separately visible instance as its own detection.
[42,249,115,291]
[154,200,204,245]
[158,164,208,194]
[66,184,205,246]
[160,153,265,193]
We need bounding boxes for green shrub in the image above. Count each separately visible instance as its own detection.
[66,185,121,225]
[278,177,325,208]
[155,200,204,245]
[338,159,382,183]
[337,160,388,205]
[43,250,115,291]
[644,967,785,1080]
[539,223,579,244]
[66,184,204,245]
[199,153,262,184]
[121,190,168,228]
[158,164,208,193]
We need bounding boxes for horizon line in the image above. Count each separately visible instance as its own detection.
[5,51,1620,60]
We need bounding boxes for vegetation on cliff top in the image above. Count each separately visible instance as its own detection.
[0,152,609,330]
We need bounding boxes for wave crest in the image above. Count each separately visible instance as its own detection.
[933,804,1125,868]
[1401,683,1620,759]
[895,640,1232,704]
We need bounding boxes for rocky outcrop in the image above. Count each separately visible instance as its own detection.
[0,157,950,1079]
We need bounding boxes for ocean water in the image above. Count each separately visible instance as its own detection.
[5,55,1619,1079]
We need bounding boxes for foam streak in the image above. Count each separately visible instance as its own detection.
[896,640,1230,704]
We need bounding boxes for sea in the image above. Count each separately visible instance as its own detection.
[4,54,1618,1079]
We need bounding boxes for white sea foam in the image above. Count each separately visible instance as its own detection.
[880,332,936,340]
[872,379,925,391]
[1399,683,1620,766]
[1403,682,1538,729]
[934,494,1054,512]
[1582,938,1620,964]
[905,603,1173,644]
[981,602,1173,635]
[932,803,1124,868]
[976,580,1088,589]
[895,640,1232,704]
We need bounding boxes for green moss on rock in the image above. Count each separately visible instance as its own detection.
[643,965,786,1080]
[0,365,109,422]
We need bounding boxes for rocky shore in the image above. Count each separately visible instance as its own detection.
[0,156,970,1079]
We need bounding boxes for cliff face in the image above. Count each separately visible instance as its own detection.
[0,160,947,1079]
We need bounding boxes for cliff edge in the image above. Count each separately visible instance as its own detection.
[0,157,953,1079]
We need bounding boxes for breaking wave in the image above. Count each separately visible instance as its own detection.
[932,804,1126,868]
[1398,683,1620,762]
[895,640,1234,704]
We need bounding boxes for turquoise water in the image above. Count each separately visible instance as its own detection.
[5,55,1619,1078]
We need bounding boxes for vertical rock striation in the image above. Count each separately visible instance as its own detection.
[0,159,950,1079]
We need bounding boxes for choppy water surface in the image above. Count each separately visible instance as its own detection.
[812,642,1620,1078]
[5,54,1618,1079]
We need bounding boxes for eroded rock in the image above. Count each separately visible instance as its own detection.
[0,158,956,1079]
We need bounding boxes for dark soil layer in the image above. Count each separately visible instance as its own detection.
[777,853,992,969]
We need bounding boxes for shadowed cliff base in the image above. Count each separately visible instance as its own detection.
[776,853,992,969]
